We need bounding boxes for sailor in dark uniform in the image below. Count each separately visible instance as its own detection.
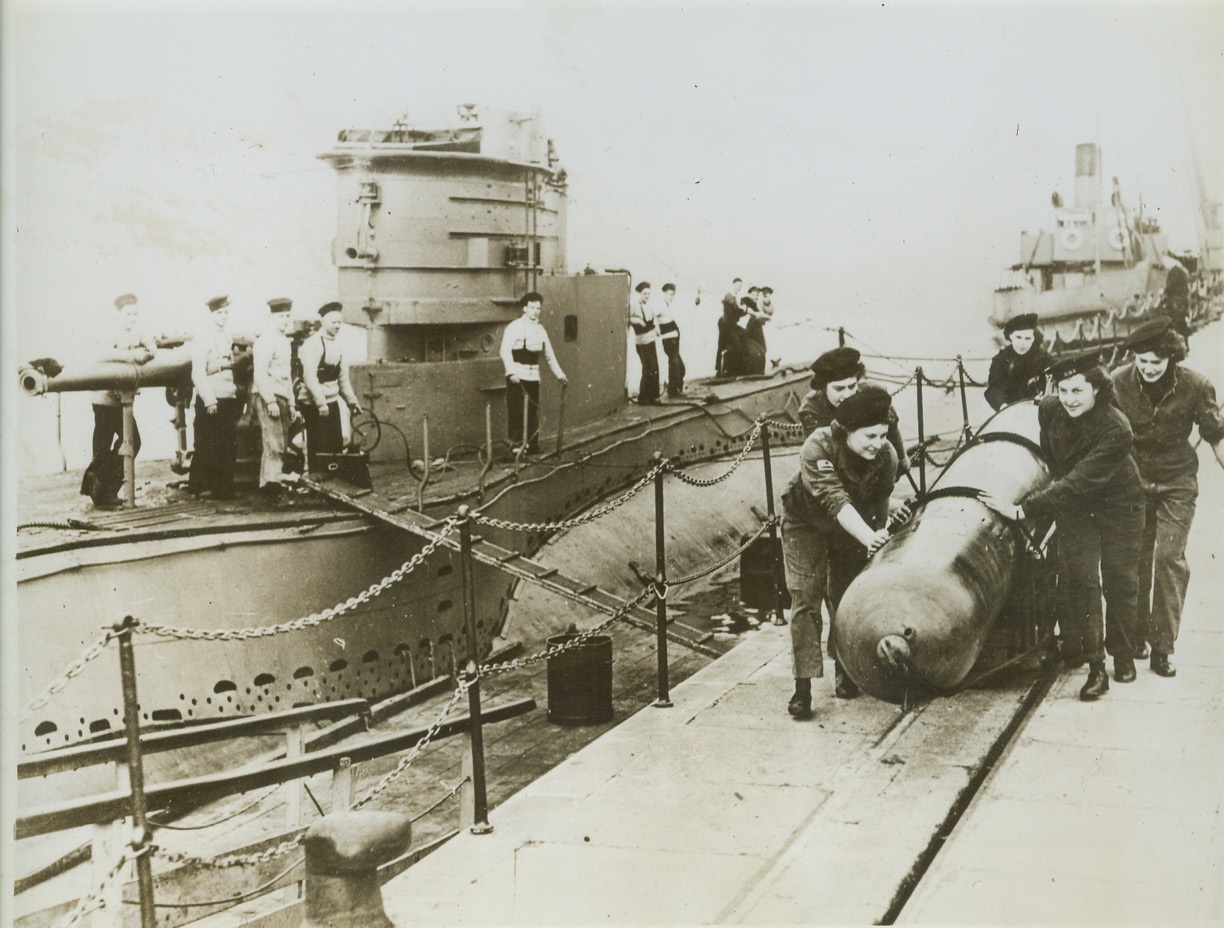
[781,389,909,717]
[299,302,362,465]
[499,291,567,453]
[189,295,241,499]
[657,283,685,397]
[81,292,157,508]
[981,352,1145,699]
[629,281,661,404]
[985,312,1053,410]
[1111,317,1224,678]
[798,346,909,479]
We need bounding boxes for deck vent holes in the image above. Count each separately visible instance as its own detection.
[214,680,237,694]
[254,673,276,687]
[437,599,453,613]
[34,721,57,737]
[361,650,379,664]
[329,659,348,673]
[89,719,111,734]
[293,666,315,679]
[151,709,182,723]
[436,563,454,578]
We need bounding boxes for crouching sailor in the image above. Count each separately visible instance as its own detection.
[781,388,908,717]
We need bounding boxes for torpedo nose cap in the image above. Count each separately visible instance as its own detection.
[877,633,913,675]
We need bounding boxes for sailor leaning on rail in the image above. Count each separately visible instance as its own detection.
[984,312,1053,411]
[781,387,911,719]
[1111,316,1224,679]
[499,291,567,454]
[797,346,909,479]
[980,351,1145,701]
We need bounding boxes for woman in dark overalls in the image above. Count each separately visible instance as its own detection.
[982,352,1145,699]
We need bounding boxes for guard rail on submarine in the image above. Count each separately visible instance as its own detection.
[836,402,1052,703]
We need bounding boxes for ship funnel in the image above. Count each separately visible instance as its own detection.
[1074,142,1100,209]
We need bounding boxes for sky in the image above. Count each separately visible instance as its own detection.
[2,0,1223,474]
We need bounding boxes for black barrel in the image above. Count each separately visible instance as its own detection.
[546,634,613,725]
[739,536,790,610]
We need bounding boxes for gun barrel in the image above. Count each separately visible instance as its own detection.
[19,348,193,397]
[836,403,1050,703]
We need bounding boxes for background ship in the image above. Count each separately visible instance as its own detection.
[15,107,811,759]
[990,142,1223,352]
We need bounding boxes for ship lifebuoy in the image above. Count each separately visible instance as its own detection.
[1060,228,1084,251]
[1108,227,1127,251]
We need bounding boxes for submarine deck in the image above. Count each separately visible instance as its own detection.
[15,369,810,559]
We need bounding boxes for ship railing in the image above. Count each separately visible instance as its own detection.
[16,629,535,928]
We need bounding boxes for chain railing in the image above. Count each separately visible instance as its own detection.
[139,518,459,641]
[23,628,118,718]
[30,407,810,924]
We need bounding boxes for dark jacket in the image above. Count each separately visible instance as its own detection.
[1022,394,1143,520]
[782,426,898,535]
[798,385,909,475]
[984,344,1053,410]
[1111,363,1224,483]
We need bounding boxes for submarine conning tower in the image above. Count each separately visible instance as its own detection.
[318,106,627,463]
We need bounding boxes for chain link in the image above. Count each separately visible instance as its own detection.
[470,463,666,533]
[663,420,763,487]
[480,584,655,677]
[664,517,778,587]
[23,628,117,719]
[762,418,804,432]
[140,518,459,641]
[157,833,306,870]
[353,680,472,809]
[53,842,148,928]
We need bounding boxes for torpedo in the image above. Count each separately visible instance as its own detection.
[836,402,1051,703]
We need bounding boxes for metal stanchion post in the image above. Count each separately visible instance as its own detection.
[652,452,672,707]
[456,507,493,834]
[113,615,156,928]
[760,425,787,626]
[119,391,137,509]
[915,366,927,496]
[555,383,567,455]
[957,356,972,442]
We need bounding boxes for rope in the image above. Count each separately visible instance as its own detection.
[149,785,281,831]
[411,776,470,823]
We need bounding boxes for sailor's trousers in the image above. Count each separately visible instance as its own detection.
[781,513,864,680]
[1137,475,1197,655]
[1055,498,1145,662]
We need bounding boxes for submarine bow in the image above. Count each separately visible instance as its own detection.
[836,402,1051,703]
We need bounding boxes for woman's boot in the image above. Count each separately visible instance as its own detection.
[1079,661,1109,700]
[787,678,812,719]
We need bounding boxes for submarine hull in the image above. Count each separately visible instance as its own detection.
[836,403,1050,703]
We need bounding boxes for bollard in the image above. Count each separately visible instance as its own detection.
[113,615,156,928]
[915,366,927,496]
[302,812,413,928]
[759,425,787,626]
[456,506,492,833]
[652,452,672,707]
